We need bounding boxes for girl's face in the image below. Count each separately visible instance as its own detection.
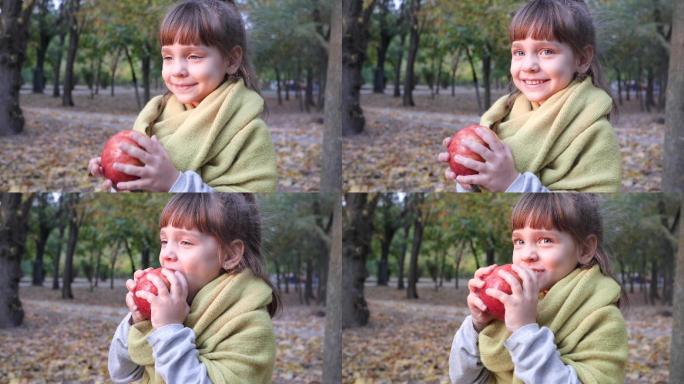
[161,43,229,107]
[510,37,586,104]
[511,226,586,291]
[159,225,222,301]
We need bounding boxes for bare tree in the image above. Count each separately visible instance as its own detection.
[664,0,684,192]
[322,0,342,193]
[671,195,684,383]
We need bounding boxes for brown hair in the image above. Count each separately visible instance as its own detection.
[159,0,260,93]
[159,193,280,317]
[506,0,617,118]
[511,193,625,307]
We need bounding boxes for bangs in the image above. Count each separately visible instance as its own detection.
[159,2,221,47]
[509,0,572,43]
[511,194,579,233]
[159,194,221,235]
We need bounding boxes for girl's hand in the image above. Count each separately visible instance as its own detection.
[125,267,154,324]
[438,137,475,191]
[112,132,180,192]
[485,264,540,333]
[447,127,519,192]
[87,156,114,191]
[466,264,498,332]
[135,268,190,329]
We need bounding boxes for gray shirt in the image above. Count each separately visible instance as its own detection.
[449,315,581,384]
[169,170,215,192]
[108,314,213,384]
[455,172,550,193]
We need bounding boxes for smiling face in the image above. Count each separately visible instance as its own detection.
[159,225,223,301]
[161,43,229,107]
[510,38,585,105]
[511,226,584,291]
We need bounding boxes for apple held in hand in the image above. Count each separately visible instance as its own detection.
[447,124,491,176]
[100,130,143,185]
[475,264,522,321]
[133,268,171,319]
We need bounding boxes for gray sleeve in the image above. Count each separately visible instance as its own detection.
[504,172,550,192]
[169,171,216,192]
[148,324,213,384]
[449,316,491,384]
[504,324,581,384]
[108,314,145,384]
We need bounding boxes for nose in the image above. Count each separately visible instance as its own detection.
[521,54,540,72]
[161,243,178,263]
[168,59,188,78]
[520,245,539,262]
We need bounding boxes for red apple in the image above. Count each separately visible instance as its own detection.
[447,124,491,176]
[475,264,522,321]
[133,268,171,320]
[100,130,143,185]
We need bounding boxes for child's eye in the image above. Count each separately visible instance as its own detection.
[513,239,524,245]
[540,49,554,55]
[512,50,524,57]
[539,237,553,244]
[162,56,172,61]
[160,240,167,245]
[188,55,202,60]
[180,240,193,246]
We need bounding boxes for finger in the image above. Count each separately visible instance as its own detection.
[146,273,170,297]
[511,264,537,294]
[474,126,504,152]
[128,131,153,150]
[474,264,498,278]
[469,294,488,312]
[113,162,145,178]
[498,269,523,296]
[119,143,152,164]
[99,179,113,192]
[160,268,179,296]
[126,279,136,291]
[125,292,136,309]
[485,287,509,303]
[444,169,457,180]
[462,140,494,161]
[135,290,156,303]
[438,152,450,162]
[442,136,452,148]
[174,271,189,298]
[468,278,485,292]
[453,155,485,173]
[115,178,146,192]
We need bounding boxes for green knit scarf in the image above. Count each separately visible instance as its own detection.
[127,270,275,384]
[132,79,277,192]
[478,265,627,384]
[480,77,621,191]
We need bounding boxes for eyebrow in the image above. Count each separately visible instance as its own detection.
[511,41,560,48]
[160,45,206,54]
[512,229,558,236]
[160,228,200,237]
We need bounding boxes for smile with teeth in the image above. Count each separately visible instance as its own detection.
[522,79,549,86]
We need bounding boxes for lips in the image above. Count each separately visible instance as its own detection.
[172,83,196,90]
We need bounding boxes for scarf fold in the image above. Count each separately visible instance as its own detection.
[127,270,275,384]
[132,79,277,192]
[478,266,627,384]
[479,77,621,192]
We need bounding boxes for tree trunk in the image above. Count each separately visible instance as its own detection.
[397,223,409,290]
[342,194,379,328]
[373,0,393,94]
[33,0,53,94]
[465,45,482,114]
[62,0,81,107]
[615,67,623,105]
[0,0,36,136]
[646,67,655,112]
[664,0,684,193]
[402,0,421,107]
[406,197,423,299]
[275,66,282,106]
[393,32,406,98]
[482,43,492,109]
[322,198,342,384]
[670,194,684,383]
[110,48,121,97]
[305,66,315,112]
[52,221,66,290]
[62,196,80,300]
[123,45,142,110]
[649,260,659,304]
[52,31,66,98]
[342,0,377,136]
[0,194,34,328]
[322,2,343,193]
[305,259,314,304]
[141,40,151,105]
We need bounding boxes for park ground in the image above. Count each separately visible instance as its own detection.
[0,279,325,383]
[342,279,672,383]
[0,86,321,192]
[343,86,664,192]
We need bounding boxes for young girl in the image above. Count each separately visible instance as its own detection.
[108,194,280,383]
[438,0,621,192]
[449,194,627,384]
[88,0,277,192]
